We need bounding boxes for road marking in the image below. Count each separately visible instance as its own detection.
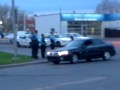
[30,76,106,90]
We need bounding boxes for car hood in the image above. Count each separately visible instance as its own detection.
[75,36,90,39]
[51,46,77,52]
[56,38,71,41]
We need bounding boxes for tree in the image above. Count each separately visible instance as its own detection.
[0,4,35,32]
[0,4,12,32]
[17,11,35,31]
[95,0,120,14]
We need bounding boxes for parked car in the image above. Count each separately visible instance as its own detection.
[17,34,32,47]
[4,33,14,43]
[47,38,116,64]
[54,34,72,47]
[46,34,71,47]
[5,31,30,43]
[62,33,89,40]
[17,34,50,47]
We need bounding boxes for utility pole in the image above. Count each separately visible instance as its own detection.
[12,0,18,59]
[59,8,62,34]
[23,12,26,31]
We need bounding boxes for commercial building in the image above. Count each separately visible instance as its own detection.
[35,13,120,38]
[18,18,35,31]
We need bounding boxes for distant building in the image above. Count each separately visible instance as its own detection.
[35,13,120,38]
[18,19,35,31]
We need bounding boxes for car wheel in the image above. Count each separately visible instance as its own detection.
[53,61,60,64]
[9,39,13,43]
[17,42,21,47]
[103,51,111,60]
[70,54,78,64]
[56,41,61,47]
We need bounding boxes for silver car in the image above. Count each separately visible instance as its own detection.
[62,33,89,40]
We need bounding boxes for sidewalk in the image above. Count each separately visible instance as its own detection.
[0,58,49,69]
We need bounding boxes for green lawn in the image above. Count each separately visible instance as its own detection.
[0,52,33,65]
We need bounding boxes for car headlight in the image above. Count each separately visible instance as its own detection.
[47,52,51,55]
[58,51,69,56]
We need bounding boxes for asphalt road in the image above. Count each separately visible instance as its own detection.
[0,40,120,90]
[0,55,120,90]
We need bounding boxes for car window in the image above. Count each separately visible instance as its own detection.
[61,34,69,37]
[19,36,27,39]
[83,40,93,46]
[92,39,105,45]
[72,34,80,37]
[66,40,84,47]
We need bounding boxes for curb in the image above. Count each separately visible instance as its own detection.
[0,59,48,69]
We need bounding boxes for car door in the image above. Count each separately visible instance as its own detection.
[82,39,99,58]
[24,36,31,46]
[18,36,26,46]
[18,35,30,46]
[92,39,106,57]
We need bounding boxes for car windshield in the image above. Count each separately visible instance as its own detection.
[72,34,82,37]
[53,34,68,38]
[46,34,64,38]
[54,35,63,38]
[65,40,84,47]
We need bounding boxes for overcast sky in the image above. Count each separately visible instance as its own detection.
[0,0,120,14]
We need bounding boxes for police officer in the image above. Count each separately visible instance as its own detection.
[40,34,46,59]
[49,32,55,50]
[30,30,39,59]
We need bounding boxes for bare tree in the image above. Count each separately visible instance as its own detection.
[0,4,35,32]
[0,4,12,32]
[95,0,120,14]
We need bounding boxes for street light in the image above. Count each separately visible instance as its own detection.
[0,21,2,25]
[12,0,18,59]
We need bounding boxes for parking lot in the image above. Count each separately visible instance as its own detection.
[0,38,120,58]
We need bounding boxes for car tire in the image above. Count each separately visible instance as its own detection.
[103,51,111,61]
[70,54,78,64]
[53,61,60,64]
[56,41,61,47]
[9,39,13,43]
[17,42,21,47]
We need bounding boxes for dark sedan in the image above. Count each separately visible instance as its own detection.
[47,38,116,64]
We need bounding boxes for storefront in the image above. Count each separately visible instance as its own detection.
[35,13,120,38]
[61,14,120,38]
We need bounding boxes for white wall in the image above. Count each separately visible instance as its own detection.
[101,22,106,38]
[35,14,61,35]
[60,21,68,33]
[102,21,120,28]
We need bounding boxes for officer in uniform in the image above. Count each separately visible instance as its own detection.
[49,32,55,50]
[40,34,46,59]
[30,30,39,59]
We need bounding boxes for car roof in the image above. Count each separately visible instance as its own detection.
[75,37,101,41]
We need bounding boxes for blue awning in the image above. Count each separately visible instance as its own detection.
[61,14,120,21]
